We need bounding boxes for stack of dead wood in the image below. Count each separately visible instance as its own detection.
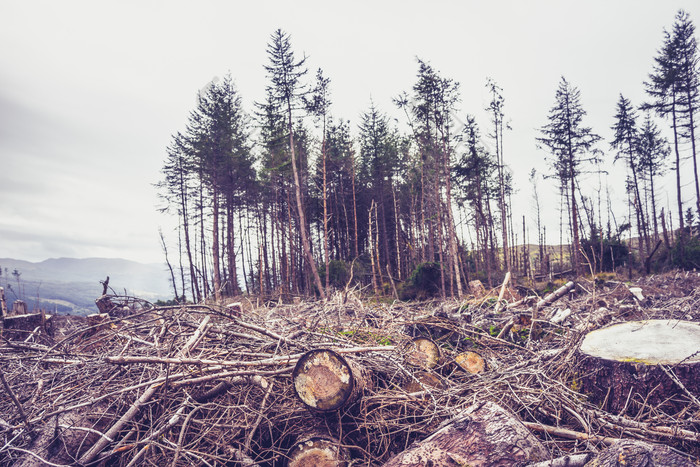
[0,273,698,466]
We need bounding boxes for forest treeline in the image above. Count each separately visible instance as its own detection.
[157,11,700,302]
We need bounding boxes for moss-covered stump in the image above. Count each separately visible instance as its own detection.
[381,401,548,466]
[578,320,700,415]
[286,434,349,467]
[292,349,369,412]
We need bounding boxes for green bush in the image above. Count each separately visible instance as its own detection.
[670,235,700,270]
[400,262,442,300]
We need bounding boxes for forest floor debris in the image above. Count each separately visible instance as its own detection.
[1,271,699,466]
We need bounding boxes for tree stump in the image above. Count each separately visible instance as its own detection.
[584,439,692,466]
[292,349,369,412]
[578,320,700,415]
[381,401,548,466]
[286,434,349,467]
[404,337,440,370]
[2,311,52,341]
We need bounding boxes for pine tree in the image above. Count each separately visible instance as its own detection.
[538,77,601,276]
[644,10,700,235]
[611,94,649,258]
[263,29,325,298]
[637,113,670,242]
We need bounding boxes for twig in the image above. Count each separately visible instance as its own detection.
[243,378,273,454]
[0,368,30,432]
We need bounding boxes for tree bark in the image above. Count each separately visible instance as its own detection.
[584,439,693,467]
[381,401,548,466]
[286,103,325,299]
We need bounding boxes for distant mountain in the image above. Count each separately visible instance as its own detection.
[0,257,172,315]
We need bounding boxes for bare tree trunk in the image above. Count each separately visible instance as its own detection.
[351,156,359,258]
[369,201,381,296]
[286,104,325,299]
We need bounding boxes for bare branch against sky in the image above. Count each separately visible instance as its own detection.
[0,1,697,263]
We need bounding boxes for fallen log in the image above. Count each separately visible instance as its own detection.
[404,337,440,370]
[292,348,370,412]
[535,281,574,310]
[578,319,700,415]
[583,439,693,466]
[381,401,548,466]
[403,370,444,393]
[286,433,349,466]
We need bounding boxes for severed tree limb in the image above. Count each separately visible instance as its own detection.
[587,408,700,443]
[535,281,574,311]
[526,453,592,467]
[105,345,397,368]
[243,379,272,456]
[494,271,511,312]
[124,398,192,467]
[523,421,619,445]
[78,376,164,465]
[0,368,30,432]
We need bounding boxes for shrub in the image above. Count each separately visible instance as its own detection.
[400,262,442,300]
[670,235,700,270]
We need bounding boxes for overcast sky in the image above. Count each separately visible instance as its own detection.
[1,1,699,265]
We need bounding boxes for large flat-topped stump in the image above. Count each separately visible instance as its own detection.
[580,319,700,364]
[579,320,700,415]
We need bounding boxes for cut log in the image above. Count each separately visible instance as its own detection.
[404,337,440,370]
[454,351,486,374]
[578,320,700,415]
[583,439,693,466]
[403,371,444,393]
[381,401,548,466]
[535,281,574,310]
[286,434,349,467]
[292,349,369,412]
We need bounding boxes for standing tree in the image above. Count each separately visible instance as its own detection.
[305,68,332,294]
[264,29,325,298]
[538,77,601,276]
[637,113,670,242]
[644,10,700,235]
[672,11,700,218]
[486,79,510,274]
[611,94,650,258]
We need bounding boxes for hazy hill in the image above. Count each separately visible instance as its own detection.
[0,257,172,315]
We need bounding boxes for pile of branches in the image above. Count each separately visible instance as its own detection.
[0,273,699,466]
